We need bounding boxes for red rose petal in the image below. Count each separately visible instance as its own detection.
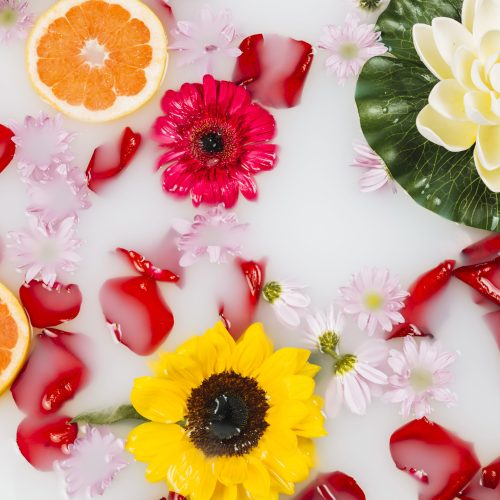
[19,280,82,328]
[298,471,366,500]
[390,418,481,500]
[0,123,15,173]
[454,257,500,307]
[388,260,455,339]
[116,248,179,283]
[233,34,314,108]
[99,276,174,355]
[16,415,78,471]
[458,457,500,499]
[462,235,500,264]
[86,127,142,193]
[11,329,89,415]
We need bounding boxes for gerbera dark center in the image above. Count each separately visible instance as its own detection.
[200,131,224,154]
[186,371,269,457]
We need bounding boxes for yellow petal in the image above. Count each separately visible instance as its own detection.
[151,352,203,388]
[293,404,327,438]
[428,80,467,120]
[474,146,500,192]
[167,446,207,497]
[471,59,491,91]
[479,30,500,60]
[266,374,315,404]
[131,376,187,423]
[231,323,273,376]
[266,400,310,428]
[452,46,477,90]
[473,0,500,42]
[416,104,478,151]
[215,456,249,486]
[463,0,479,32]
[476,125,500,170]
[189,459,218,500]
[432,17,475,67]
[297,437,316,468]
[464,91,500,124]
[212,482,237,500]
[490,63,500,92]
[412,24,453,80]
[297,362,321,378]
[244,455,271,497]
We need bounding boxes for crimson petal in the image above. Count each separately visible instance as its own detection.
[11,329,89,415]
[454,257,500,307]
[462,235,500,264]
[19,280,82,328]
[233,34,314,108]
[116,248,179,283]
[390,418,481,500]
[17,415,78,471]
[298,471,366,500]
[458,457,500,499]
[0,124,15,173]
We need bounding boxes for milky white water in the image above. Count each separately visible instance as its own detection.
[0,0,499,499]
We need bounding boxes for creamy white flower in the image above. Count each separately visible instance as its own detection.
[413,0,500,192]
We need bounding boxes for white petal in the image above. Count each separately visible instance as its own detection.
[273,299,301,327]
[282,290,311,308]
[474,146,500,192]
[476,124,500,169]
[452,46,477,90]
[325,378,344,418]
[471,59,491,91]
[428,80,467,119]
[416,104,478,151]
[356,362,388,385]
[179,252,199,267]
[357,339,388,364]
[464,91,500,124]
[432,17,476,67]
[412,24,453,80]
[479,30,500,60]
[343,375,368,415]
[462,0,479,32]
[489,63,500,92]
[473,0,500,42]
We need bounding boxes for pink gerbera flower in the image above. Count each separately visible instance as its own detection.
[352,141,395,193]
[338,267,408,336]
[169,6,242,74]
[384,337,458,418]
[318,14,387,84]
[58,427,129,498]
[11,113,75,179]
[26,164,91,223]
[7,216,81,287]
[173,204,248,267]
[0,0,33,42]
[152,74,278,208]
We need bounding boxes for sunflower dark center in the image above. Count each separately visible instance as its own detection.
[199,131,224,154]
[186,371,269,457]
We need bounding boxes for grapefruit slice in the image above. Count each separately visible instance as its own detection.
[26,0,167,122]
[0,282,31,395]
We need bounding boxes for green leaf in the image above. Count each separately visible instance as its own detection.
[71,405,147,425]
[355,0,500,232]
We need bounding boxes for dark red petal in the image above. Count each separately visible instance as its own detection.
[11,329,89,415]
[19,280,82,328]
[390,418,481,500]
[298,471,366,500]
[99,276,174,355]
[458,457,500,499]
[86,127,142,193]
[388,260,455,339]
[17,415,78,471]
[453,257,500,307]
[116,248,179,283]
[0,124,15,173]
[462,235,500,264]
[233,34,314,108]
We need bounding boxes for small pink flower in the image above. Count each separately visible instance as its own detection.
[7,216,81,287]
[304,305,345,353]
[26,164,91,223]
[58,426,130,498]
[263,281,310,327]
[153,74,278,208]
[173,205,248,267]
[318,14,387,84]
[0,0,33,42]
[352,141,395,193]
[11,113,75,179]
[339,267,409,336]
[169,6,242,74]
[384,337,458,418]
[325,339,388,416]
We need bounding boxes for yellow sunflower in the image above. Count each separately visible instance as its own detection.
[126,321,326,500]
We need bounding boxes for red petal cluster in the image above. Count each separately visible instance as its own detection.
[0,124,15,173]
[298,471,366,500]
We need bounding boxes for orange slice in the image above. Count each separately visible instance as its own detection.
[0,283,31,396]
[26,0,167,122]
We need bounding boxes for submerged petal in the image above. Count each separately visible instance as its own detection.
[413,24,453,80]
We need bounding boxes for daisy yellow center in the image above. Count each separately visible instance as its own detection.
[339,42,359,60]
[263,281,282,304]
[358,0,383,11]
[81,39,108,68]
[334,354,357,376]
[364,291,384,311]
[0,7,17,27]
[318,330,340,355]
[409,367,433,392]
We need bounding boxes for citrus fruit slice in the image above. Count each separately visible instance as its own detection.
[26,0,167,122]
[0,282,31,395]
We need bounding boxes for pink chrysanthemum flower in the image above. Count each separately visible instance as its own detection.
[318,14,387,84]
[352,141,395,193]
[304,305,345,353]
[169,6,242,74]
[262,281,310,327]
[7,216,81,287]
[338,267,409,336]
[58,427,130,498]
[384,337,458,418]
[11,113,75,179]
[152,74,278,208]
[173,204,248,267]
[0,0,33,42]
[26,164,91,223]
[325,339,388,416]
